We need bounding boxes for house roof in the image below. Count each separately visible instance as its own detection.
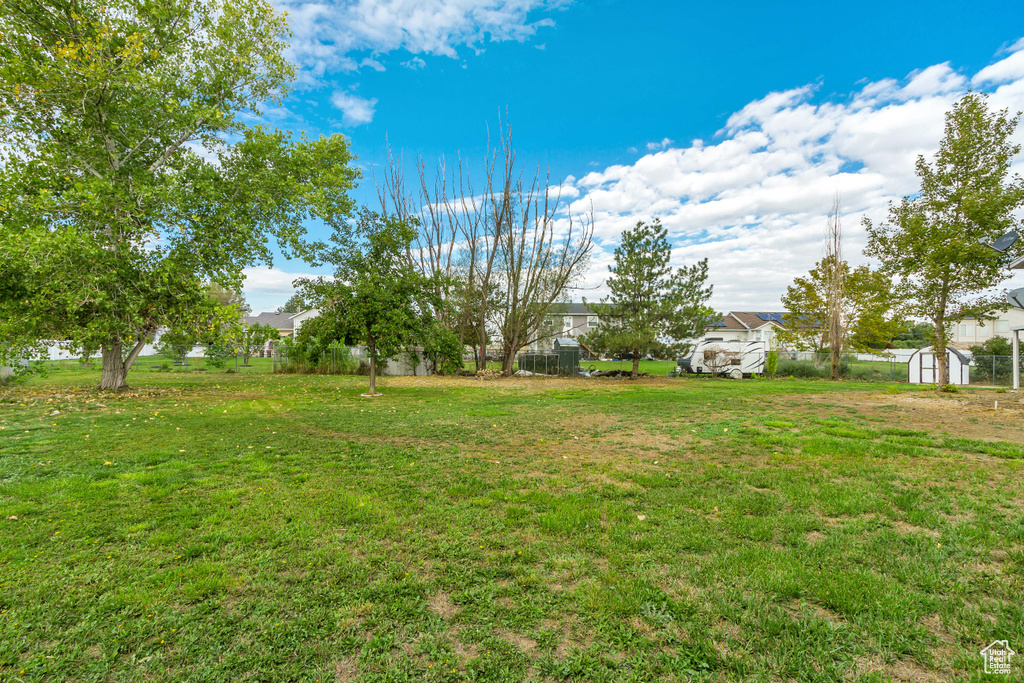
[244,312,294,330]
[546,302,598,316]
[714,312,790,331]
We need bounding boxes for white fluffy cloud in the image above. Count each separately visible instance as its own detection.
[276,0,563,79]
[242,266,329,312]
[567,42,1024,312]
[646,137,674,151]
[331,89,378,125]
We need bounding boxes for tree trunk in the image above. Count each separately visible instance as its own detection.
[631,349,640,379]
[100,343,128,390]
[99,338,147,390]
[934,322,949,387]
[501,344,516,376]
[477,330,487,372]
[367,339,377,395]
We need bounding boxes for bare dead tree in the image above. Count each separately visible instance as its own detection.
[377,142,504,371]
[824,195,845,380]
[377,120,591,376]
[376,144,458,329]
[489,125,595,375]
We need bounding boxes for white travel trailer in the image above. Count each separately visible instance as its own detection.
[679,339,768,379]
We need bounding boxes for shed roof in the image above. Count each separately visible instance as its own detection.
[909,346,970,364]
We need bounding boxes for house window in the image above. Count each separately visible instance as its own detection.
[587,316,599,328]
[959,324,974,337]
[996,320,1010,333]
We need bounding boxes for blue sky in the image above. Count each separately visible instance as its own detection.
[243,0,1024,312]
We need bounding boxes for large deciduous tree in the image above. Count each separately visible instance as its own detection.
[586,219,714,379]
[779,257,905,354]
[0,0,358,389]
[864,93,1024,386]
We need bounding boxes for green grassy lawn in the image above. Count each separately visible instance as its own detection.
[43,354,278,375]
[461,360,679,375]
[1,369,1021,682]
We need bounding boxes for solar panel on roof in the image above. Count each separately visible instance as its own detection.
[756,313,784,323]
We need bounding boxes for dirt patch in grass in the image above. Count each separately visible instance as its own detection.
[893,520,940,538]
[886,657,948,683]
[804,530,826,544]
[495,629,538,654]
[427,591,459,619]
[791,390,1024,444]
[452,637,479,659]
[333,656,359,682]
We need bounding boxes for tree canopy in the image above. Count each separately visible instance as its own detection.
[0,0,359,389]
[864,93,1024,385]
[585,219,714,378]
[296,211,428,395]
[779,257,906,353]
[275,294,309,315]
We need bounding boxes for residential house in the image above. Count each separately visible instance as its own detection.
[242,309,321,356]
[243,309,321,339]
[533,303,602,351]
[532,308,791,355]
[948,308,1024,349]
[707,312,788,346]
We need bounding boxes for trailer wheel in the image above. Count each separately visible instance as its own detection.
[729,368,743,380]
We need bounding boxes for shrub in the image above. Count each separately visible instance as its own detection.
[940,383,959,393]
[848,365,888,381]
[969,337,1014,384]
[765,349,779,378]
[203,342,235,369]
[420,324,463,375]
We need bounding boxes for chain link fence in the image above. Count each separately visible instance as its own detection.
[965,354,1024,386]
[272,345,367,375]
[775,351,1024,386]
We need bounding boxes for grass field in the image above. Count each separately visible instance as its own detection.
[1,368,1022,681]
